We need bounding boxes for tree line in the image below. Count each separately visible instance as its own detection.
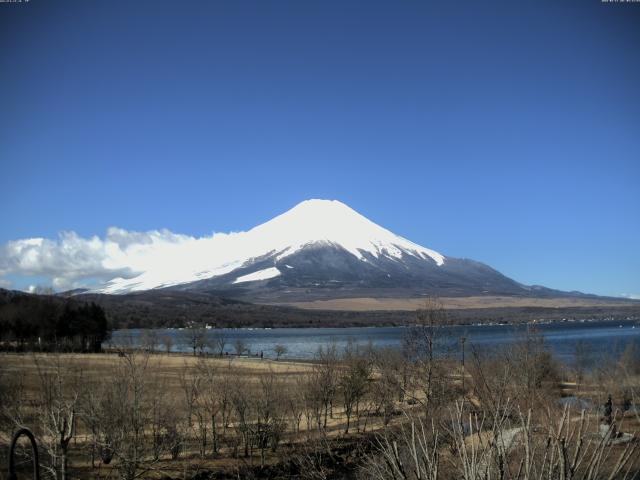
[0,289,111,352]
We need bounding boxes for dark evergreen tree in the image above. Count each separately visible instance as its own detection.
[0,292,111,352]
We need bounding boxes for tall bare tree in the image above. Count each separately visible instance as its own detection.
[33,354,82,480]
[253,370,287,466]
[234,338,247,357]
[339,344,371,433]
[161,335,173,355]
[181,325,207,356]
[207,328,227,356]
[402,298,451,418]
[312,344,339,429]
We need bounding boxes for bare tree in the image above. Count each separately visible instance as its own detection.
[274,344,287,360]
[367,399,639,480]
[372,375,402,427]
[573,340,592,386]
[161,335,174,355]
[217,361,233,439]
[253,370,287,466]
[505,326,561,411]
[197,358,224,455]
[208,328,227,356]
[109,352,151,480]
[312,344,339,429]
[33,354,82,480]
[181,325,207,356]
[230,374,252,459]
[192,385,210,458]
[402,298,452,418]
[302,372,325,432]
[179,362,201,429]
[365,415,440,480]
[140,330,159,353]
[0,367,25,438]
[90,351,182,480]
[234,338,247,357]
[149,382,181,461]
[339,344,371,433]
[287,379,306,434]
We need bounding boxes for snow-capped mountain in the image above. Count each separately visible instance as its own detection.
[95,199,538,300]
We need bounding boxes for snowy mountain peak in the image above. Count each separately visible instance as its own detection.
[96,199,445,294]
[252,199,445,265]
[278,199,370,221]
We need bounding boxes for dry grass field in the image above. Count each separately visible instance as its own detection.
[0,350,410,479]
[278,295,638,311]
[2,328,640,480]
[0,352,315,402]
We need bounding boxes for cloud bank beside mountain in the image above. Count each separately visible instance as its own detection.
[0,227,223,291]
[1,199,636,301]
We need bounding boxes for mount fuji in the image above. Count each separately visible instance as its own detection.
[93,199,570,302]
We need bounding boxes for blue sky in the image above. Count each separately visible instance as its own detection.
[0,0,638,297]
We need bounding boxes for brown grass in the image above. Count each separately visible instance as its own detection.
[274,295,636,311]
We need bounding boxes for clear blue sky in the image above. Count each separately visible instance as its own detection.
[0,0,638,297]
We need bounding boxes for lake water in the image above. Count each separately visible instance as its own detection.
[107,319,640,365]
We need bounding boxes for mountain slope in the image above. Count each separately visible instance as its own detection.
[93,199,592,302]
[97,199,447,294]
[177,242,535,302]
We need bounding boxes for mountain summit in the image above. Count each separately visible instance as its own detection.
[247,199,445,266]
[96,199,562,301]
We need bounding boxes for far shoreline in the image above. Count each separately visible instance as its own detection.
[109,316,640,332]
[105,303,640,330]
[106,318,640,364]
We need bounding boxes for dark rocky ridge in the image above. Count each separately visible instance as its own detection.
[170,243,597,303]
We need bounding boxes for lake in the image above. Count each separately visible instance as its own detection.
[107,319,640,365]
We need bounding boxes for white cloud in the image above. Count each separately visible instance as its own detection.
[0,227,251,293]
[0,231,136,286]
[0,278,12,289]
[620,293,640,300]
[0,229,171,291]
